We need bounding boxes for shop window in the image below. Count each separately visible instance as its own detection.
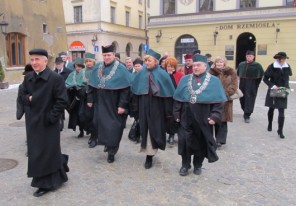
[6,32,26,66]
[240,0,256,8]
[286,0,295,6]
[163,0,175,15]
[74,6,82,23]
[199,0,213,12]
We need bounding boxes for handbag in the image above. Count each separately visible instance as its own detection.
[270,89,287,98]
[229,89,244,100]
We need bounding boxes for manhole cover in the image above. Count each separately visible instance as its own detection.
[9,121,25,127]
[0,158,18,172]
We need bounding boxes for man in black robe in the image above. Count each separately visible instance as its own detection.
[173,54,227,176]
[87,45,131,163]
[131,49,175,169]
[22,49,69,197]
[237,50,264,123]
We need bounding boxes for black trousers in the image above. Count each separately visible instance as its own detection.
[214,122,228,144]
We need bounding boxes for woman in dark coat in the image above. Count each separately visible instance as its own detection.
[263,52,292,139]
[209,56,238,148]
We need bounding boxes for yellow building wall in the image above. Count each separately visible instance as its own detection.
[149,19,296,80]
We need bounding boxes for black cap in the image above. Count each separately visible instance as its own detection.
[246,50,255,56]
[102,45,115,53]
[273,52,289,59]
[55,57,64,63]
[29,49,48,58]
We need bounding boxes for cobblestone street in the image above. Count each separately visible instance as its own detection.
[0,83,295,206]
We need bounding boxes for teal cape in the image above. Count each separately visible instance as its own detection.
[173,73,227,103]
[65,69,87,87]
[88,60,130,89]
[131,64,175,97]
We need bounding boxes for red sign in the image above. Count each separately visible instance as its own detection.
[69,41,86,51]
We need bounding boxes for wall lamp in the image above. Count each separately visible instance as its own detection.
[91,33,97,46]
[275,26,280,43]
[155,30,162,43]
[213,30,218,45]
[0,15,9,35]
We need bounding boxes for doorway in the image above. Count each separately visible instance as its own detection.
[236,32,256,68]
[175,34,198,64]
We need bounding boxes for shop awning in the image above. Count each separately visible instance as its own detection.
[69,41,86,51]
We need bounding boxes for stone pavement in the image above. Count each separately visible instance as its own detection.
[0,83,295,206]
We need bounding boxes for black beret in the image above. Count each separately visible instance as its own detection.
[29,49,48,58]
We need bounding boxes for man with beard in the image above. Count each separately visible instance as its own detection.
[21,49,69,197]
[87,45,131,163]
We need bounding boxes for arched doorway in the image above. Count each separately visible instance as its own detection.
[175,34,198,64]
[126,43,133,57]
[111,41,119,53]
[236,32,256,67]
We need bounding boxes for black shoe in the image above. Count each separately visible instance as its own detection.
[277,130,285,139]
[267,124,272,131]
[179,166,189,176]
[78,131,84,138]
[193,167,202,175]
[33,188,50,197]
[144,155,153,169]
[88,137,97,148]
[107,154,115,163]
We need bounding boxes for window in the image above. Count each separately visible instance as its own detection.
[111,6,116,23]
[74,6,82,23]
[6,33,26,66]
[147,0,150,8]
[240,0,256,8]
[286,0,295,6]
[163,0,175,15]
[199,0,213,12]
[138,15,143,29]
[126,43,132,57]
[126,11,130,27]
[138,0,143,4]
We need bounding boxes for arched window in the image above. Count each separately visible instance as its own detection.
[126,43,132,57]
[6,32,26,66]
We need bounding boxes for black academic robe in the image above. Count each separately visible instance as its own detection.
[173,101,224,163]
[134,90,173,151]
[22,67,69,188]
[87,87,130,148]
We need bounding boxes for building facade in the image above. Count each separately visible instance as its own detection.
[148,0,296,79]
[63,0,150,62]
[0,0,68,84]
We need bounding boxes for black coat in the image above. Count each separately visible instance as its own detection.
[88,86,130,147]
[173,101,224,163]
[54,67,72,82]
[22,67,68,177]
[263,62,292,109]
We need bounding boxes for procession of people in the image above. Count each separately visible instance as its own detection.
[17,46,292,197]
